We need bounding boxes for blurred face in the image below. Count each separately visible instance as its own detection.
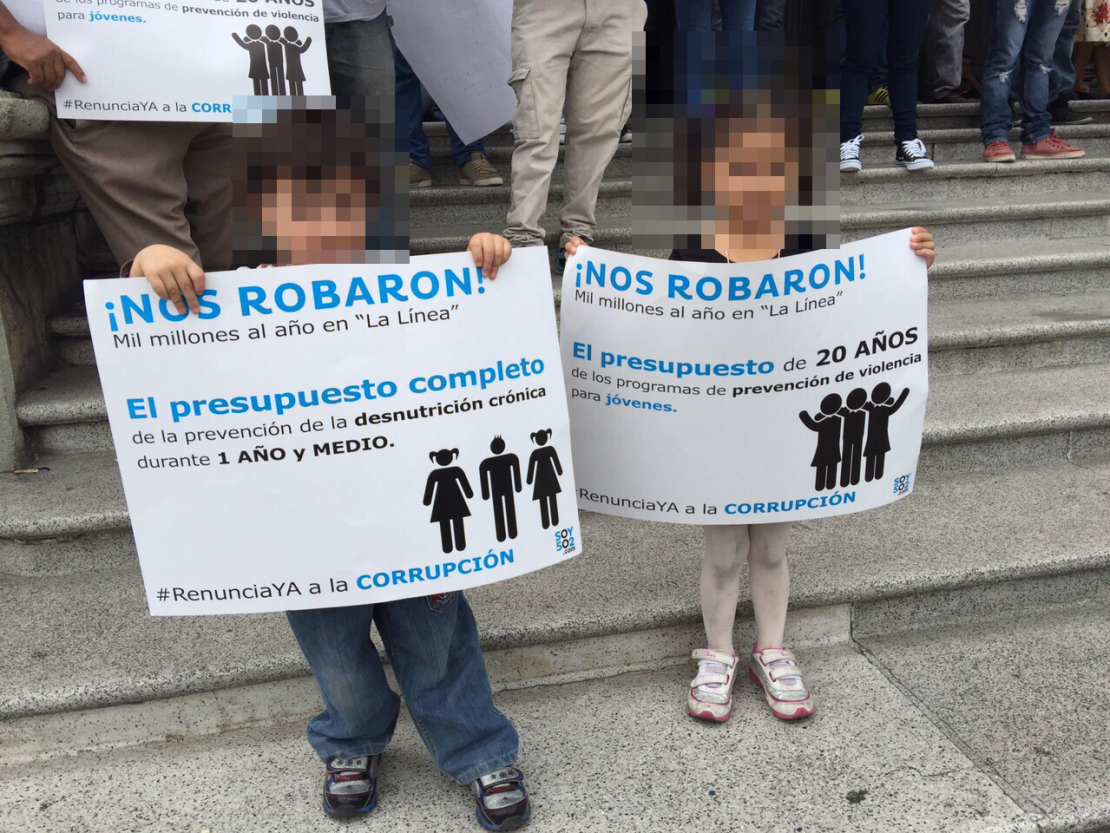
[260,171,369,266]
[702,116,798,251]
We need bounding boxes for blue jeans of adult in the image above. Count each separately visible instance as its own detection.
[840,0,933,143]
[325,13,396,99]
[981,0,1070,146]
[286,592,519,785]
[1011,0,1080,106]
[394,47,485,170]
[674,0,756,30]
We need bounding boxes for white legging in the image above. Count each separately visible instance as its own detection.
[701,522,791,655]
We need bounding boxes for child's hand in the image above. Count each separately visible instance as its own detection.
[910,227,935,269]
[129,244,206,315]
[468,232,512,280]
[565,236,588,258]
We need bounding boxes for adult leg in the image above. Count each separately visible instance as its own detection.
[1074,41,1096,94]
[840,0,885,141]
[394,46,432,170]
[376,594,519,784]
[1018,0,1071,145]
[182,123,233,272]
[325,14,396,99]
[980,0,1029,145]
[886,0,934,142]
[446,120,486,169]
[701,525,749,653]
[1095,45,1110,94]
[748,522,791,650]
[286,604,400,761]
[13,80,207,269]
[1051,0,1082,103]
[503,0,580,247]
[674,0,714,30]
[718,0,757,30]
[559,0,647,249]
[926,0,970,100]
[754,0,785,31]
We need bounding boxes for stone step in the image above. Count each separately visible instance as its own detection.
[928,238,1110,300]
[0,452,1108,723]
[6,598,1110,832]
[841,158,1110,205]
[857,123,1110,164]
[841,191,1110,246]
[860,99,1110,131]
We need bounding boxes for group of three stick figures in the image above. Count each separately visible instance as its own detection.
[233,25,312,96]
[423,430,564,554]
[799,382,910,491]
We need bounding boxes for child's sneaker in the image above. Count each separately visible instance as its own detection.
[983,140,1016,163]
[323,754,380,819]
[840,134,863,172]
[472,766,531,831]
[1021,130,1085,160]
[749,646,815,721]
[687,648,739,722]
[895,137,935,171]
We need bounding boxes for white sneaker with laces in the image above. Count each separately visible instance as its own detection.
[840,134,863,172]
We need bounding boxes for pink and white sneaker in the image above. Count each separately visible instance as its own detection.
[749,646,815,721]
[687,648,739,722]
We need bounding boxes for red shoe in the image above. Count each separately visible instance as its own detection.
[982,140,1016,163]
[1021,131,1085,159]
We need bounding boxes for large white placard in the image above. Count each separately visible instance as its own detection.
[559,230,929,524]
[390,0,517,146]
[46,0,329,121]
[85,249,581,615]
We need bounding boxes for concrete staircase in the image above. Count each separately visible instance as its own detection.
[2,102,1110,831]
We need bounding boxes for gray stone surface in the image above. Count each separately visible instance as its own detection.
[0,646,1032,833]
[842,159,1110,206]
[0,94,50,140]
[858,124,1110,164]
[3,458,1110,718]
[0,452,127,539]
[15,365,106,426]
[860,598,1110,825]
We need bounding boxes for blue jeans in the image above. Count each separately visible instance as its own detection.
[981,0,1070,146]
[674,0,757,30]
[286,592,519,785]
[394,47,484,170]
[1011,0,1081,106]
[325,13,395,99]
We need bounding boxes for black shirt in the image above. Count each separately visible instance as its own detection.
[669,248,807,263]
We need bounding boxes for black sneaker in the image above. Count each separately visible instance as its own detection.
[472,766,531,831]
[1049,98,1093,126]
[323,755,380,819]
[895,137,935,171]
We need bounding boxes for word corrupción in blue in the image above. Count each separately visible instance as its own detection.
[103,266,488,331]
[573,252,867,301]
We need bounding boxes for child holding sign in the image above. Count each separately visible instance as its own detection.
[127,101,530,831]
[568,39,936,724]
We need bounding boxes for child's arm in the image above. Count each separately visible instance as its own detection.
[467,232,512,280]
[128,244,206,315]
[910,227,935,269]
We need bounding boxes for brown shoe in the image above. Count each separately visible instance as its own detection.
[409,161,431,188]
[458,153,503,186]
[1021,131,1085,160]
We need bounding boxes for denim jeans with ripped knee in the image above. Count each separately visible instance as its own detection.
[981,0,1071,146]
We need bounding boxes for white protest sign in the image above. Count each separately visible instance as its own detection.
[85,248,581,615]
[390,0,517,146]
[559,230,928,524]
[46,0,329,121]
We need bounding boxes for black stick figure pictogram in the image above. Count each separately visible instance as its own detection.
[479,436,522,542]
[526,429,563,529]
[423,448,473,554]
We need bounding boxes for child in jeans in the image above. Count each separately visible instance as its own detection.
[127,100,528,831]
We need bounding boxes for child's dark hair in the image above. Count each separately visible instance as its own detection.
[232,96,407,266]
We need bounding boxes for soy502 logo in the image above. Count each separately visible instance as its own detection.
[892,473,912,495]
[555,526,577,555]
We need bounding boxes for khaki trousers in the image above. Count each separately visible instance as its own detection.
[12,77,232,272]
[504,0,646,249]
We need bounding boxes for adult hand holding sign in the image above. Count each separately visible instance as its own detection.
[0,2,85,90]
